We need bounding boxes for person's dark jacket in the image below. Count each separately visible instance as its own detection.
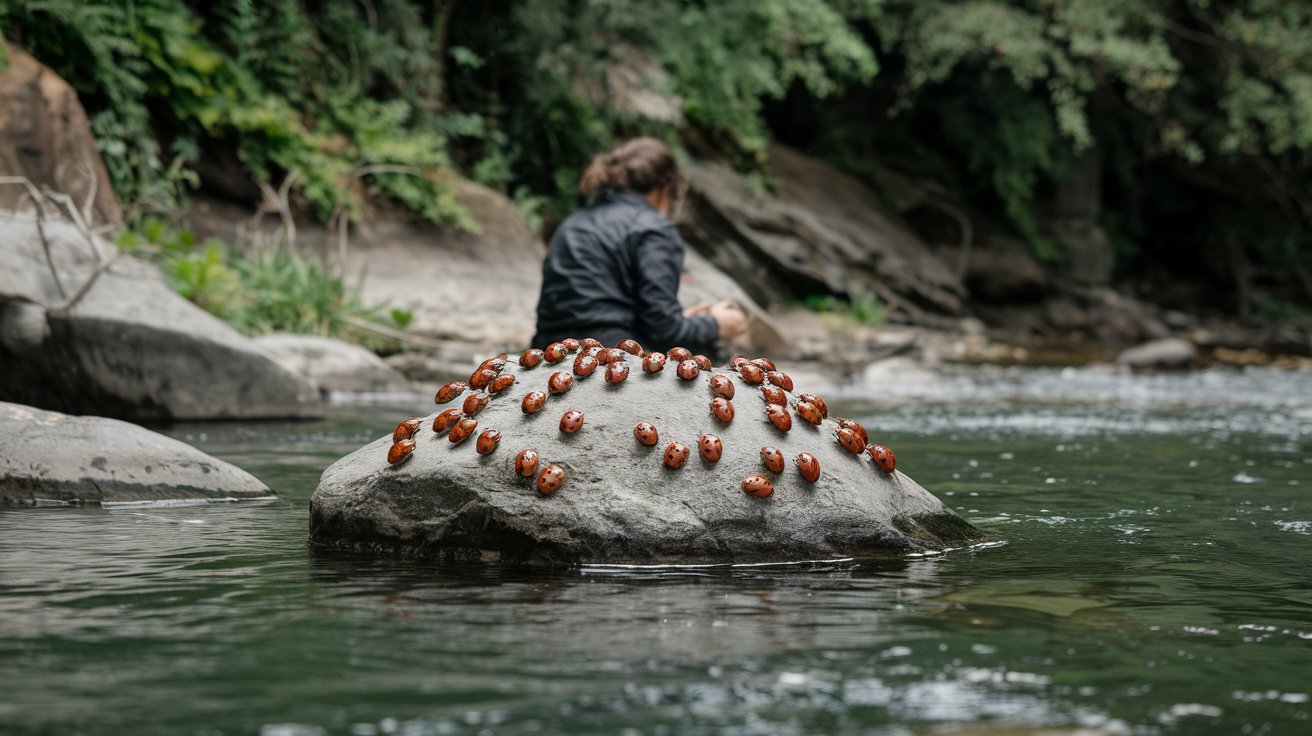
[532,190,718,354]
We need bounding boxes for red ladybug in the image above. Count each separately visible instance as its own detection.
[469,367,497,390]
[798,393,828,418]
[663,441,690,469]
[869,444,897,473]
[836,427,865,455]
[739,363,765,385]
[709,373,735,399]
[562,338,581,353]
[435,381,468,404]
[698,434,723,463]
[476,429,502,455]
[433,408,462,433]
[642,352,667,374]
[392,417,422,442]
[544,343,568,364]
[742,474,774,498]
[837,418,869,447]
[448,417,478,444]
[730,355,750,371]
[605,360,629,384]
[693,354,712,371]
[536,464,566,495]
[596,348,625,365]
[667,347,692,363]
[795,400,823,425]
[676,359,700,380]
[752,357,777,371]
[488,374,516,394]
[766,404,792,432]
[580,338,603,349]
[795,452,821,482]
[515,448,540,477]
[559,410,585,433]
[615,338,643,356]
[521,390,547,414]
[710,397,735,423]
[760,445,785,473]
[573,354,599,377]
[633,422,659,446]
[765,371,794,392]
[387,439,416,465]
[760,385,786,406]
[478,357,507,374]
[463,391,490,416]
[547,371,574,395]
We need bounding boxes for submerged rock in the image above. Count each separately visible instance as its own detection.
[310,348,984,564]
[0,401,272,506]
[1117,337,1195,369]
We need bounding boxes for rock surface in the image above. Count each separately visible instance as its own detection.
[0,401,272,506]
[0,216,322,420]
[253,332,410,396]
[1116,337,1196,369]
[310,348,985,564]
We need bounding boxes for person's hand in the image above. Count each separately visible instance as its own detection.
[683,302,714,317]
[709,300,747,340]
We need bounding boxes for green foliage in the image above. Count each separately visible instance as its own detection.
[797,293,884,326]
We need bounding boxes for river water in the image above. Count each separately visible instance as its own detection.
[2,365,1309,735]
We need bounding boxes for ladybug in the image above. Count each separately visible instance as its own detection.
[469,367,497,390]
[462,391,490,416]
[387,438,416,465]
[478,357,507,375]
[547,371,574,395]
[559,410,585,434]
[615,338,643,356]
[765,371,794,392]
[795,452,821,482]
[642,352,667,374]
[742,474,774,498]
[667,347,692,363]
[663,442,690,469]
[693,354,712,371]
[488,374,516,395]
[760,445,785,473]
[710,397,735,423]
[597,348,625,365]
[433,408,462,433]
[698,434,723,463]
[798,393,828,418]
[448,417,478,445]
[729,355,750,371]
[605,360,629,384]
[869,444,897,473]
[739,363,765,385]
[752,357,777,371]
[392,417,422,442]
[709,373,735,400]
[435,381,468,404]
[760,385,786,406]
[515,448,540,477]
[562,338,581,353]
[476,429,502,455]
[536,464,566,495]
[633,422,659,446]
[676,359,700,380]
[521,390,547,414]
[573,353,599,377]
[836,427,865,455]
[837,418,869,447]
[544,343,568,364]
[766,404,792,432]
[580,338,603,349]
[795,400,823,425]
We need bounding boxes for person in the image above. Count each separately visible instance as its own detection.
[532,138,747,355]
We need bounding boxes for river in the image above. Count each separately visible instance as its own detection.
[2,365,1309,734]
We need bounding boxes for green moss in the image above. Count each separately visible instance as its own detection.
[893,512,986,548]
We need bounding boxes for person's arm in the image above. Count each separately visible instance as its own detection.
[632,226,719,350]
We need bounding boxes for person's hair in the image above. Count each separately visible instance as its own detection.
[578,137,683,198]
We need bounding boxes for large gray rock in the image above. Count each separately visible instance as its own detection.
[1117,337,1195,369]
[252,332,409,396]
[0,216,322,420]
[0,401,272,506]
[310,350,984,564]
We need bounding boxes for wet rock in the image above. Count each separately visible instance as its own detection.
[0,401,272,506]
[0,217,322,420]
[1116,337,1196,369]
[253,333,409,397]
[310,350,985,564]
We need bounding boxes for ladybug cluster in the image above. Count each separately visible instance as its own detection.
[384,339,898,501]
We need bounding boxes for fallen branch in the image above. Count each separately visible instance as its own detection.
[341,314,451,350]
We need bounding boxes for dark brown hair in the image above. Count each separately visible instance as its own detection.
[578,137,683,198]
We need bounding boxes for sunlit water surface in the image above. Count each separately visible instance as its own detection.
[2,365,1309,735]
